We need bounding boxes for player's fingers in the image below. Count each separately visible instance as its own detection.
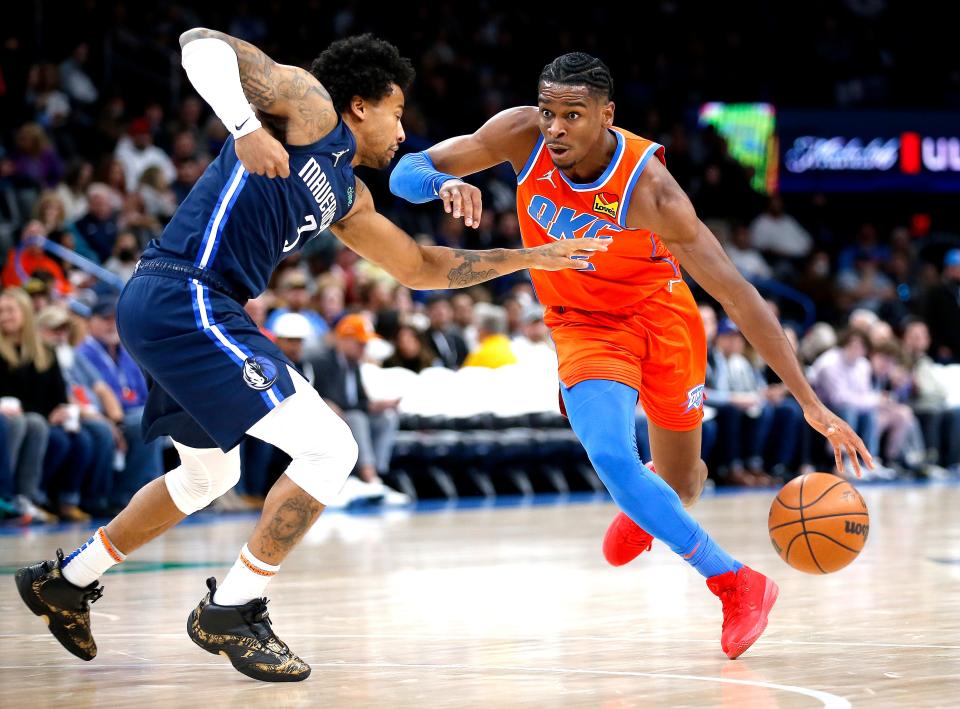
[471,190,483,228]
[460,190,474,227]
[277,158,290,178]
[440,192,452,214]
[451,189,463,219]
[846,442,863,478]
[265,164,277,179]
[853,435,874,469]
[576,238,610,251]
[833,444,845,477]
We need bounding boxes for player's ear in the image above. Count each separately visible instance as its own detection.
[349,96,366,121]
[602,101,615,127]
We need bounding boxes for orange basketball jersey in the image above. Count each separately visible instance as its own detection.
[516,127,678,311]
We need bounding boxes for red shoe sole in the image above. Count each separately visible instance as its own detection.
[724,579,779,660]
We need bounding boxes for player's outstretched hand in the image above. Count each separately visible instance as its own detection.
[235,128,290,179]
[438,179,482,229]
[803,401,875,478]
[530,238,610,271]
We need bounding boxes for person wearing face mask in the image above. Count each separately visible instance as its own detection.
[36,306,122,516]
[104,231,142,283]
[76,296,163,504]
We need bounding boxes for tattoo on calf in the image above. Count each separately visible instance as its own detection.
[261,493,322,557]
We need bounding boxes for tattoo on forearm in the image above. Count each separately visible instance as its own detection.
[447,250,500,287]
[445,248,536,288]
[260,492,322,557]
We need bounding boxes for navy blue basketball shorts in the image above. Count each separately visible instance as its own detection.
[117,272,297,451]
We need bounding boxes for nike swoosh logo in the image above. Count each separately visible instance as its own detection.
[235,117,250,131]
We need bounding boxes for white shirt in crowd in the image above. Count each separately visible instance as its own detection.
[114,136,177,192]
[749,213,814,258]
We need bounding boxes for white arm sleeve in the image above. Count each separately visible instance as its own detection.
[181,37,262,139]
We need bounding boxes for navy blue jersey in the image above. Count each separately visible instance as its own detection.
[142,118,357,298]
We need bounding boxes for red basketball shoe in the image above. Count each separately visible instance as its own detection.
[601,463,657,566]
[706,565,779,659]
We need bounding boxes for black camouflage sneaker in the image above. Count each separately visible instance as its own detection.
[14,549,103,661]
[187,577,311,682]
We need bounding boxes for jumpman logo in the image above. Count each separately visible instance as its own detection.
[537,168,557,188]
[667,278,684,293]
[331,149,349,167]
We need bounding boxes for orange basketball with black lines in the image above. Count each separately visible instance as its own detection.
[768,472,869,574]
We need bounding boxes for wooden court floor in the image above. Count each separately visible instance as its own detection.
[1,483,958,708]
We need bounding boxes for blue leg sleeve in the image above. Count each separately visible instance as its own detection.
[562,379,741,578]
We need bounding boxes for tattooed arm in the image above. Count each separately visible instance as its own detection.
[179,28,335,177]
[331,180,608,289]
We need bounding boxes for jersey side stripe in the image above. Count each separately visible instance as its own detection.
[195,163,248,270]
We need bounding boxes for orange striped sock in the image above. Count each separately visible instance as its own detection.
[61,527,126,588]
[213,544,280,606]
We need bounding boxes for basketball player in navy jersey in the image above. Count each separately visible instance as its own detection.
[14,30,605,682]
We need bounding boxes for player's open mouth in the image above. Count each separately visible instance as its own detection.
[548,145,569,157]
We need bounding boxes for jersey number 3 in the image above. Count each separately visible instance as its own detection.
[284,214,318,253]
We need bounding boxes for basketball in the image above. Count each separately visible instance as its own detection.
[768,473,869,574]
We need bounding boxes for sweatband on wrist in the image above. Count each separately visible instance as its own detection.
[389,151,457,204]
[181,37,262,139]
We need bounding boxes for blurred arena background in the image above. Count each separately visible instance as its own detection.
[2,0,960,523]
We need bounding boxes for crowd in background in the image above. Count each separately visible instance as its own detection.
[2,1,960,522]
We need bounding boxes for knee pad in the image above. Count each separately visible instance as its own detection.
[246,367,359,505]
[165,442,241,514]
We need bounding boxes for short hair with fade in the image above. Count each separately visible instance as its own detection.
[539,52,614,101]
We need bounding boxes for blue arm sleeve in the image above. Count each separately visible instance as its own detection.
[389,151,458,204]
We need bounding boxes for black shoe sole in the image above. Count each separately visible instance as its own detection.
[14,567,96,661]
[186,607,311,682]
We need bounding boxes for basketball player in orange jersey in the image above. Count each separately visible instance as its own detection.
[391,53,874,659]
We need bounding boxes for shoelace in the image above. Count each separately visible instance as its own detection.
[621,523,653,551]
[241,599,291,653]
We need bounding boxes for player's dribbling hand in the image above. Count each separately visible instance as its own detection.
[438,179,482,228]
[530,238,610,271]
[234,128,290,179]
[803,402,874,478]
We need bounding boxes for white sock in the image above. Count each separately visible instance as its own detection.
[213,544,280,606]
[61,527,126,588]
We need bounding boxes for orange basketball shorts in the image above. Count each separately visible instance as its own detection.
[545,282,707,432]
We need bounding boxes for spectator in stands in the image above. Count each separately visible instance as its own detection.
[0,287,86,522]
[311,314,400,484]
[172,158,203,203]
[114,117,176,193]
[922,249,960,363]
[95,156,128,203]
[11,123,62,189]
[384,324,434,373]
[870,340,926,474]
[37,305,120,516]
[451,292,478,351]
[104,231,142,283]
[59,43,98,107]
[809,329,893,478]
[511,304,556,368]
[725,222,772,281]
[902,318,960,472]
[503,295,525,339]
[76,295,163,503]
[316,283,346,332]
[54,160,93,223]
[705,316,775,486]
[464,304,518,369]
[836,251,895,314]
[137,165,177,221]
[32,190,69,235]
[0,395,50,524]
[2,220,72,295]
[26,63,70,130]
[73,183,119,263]
[425,293,469,368]
[271,312,312,378]
[837,223,891,275]
[749,194,813,261]
[265,269,328,352]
